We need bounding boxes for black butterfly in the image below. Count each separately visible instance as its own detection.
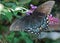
[10,1,55,34]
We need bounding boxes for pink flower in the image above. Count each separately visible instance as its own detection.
[26,10,33,15]
[48,14,60,25]
[26,4,37,15]
[30,4,37,10]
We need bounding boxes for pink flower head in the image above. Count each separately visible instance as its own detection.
[26,4,37,15]
[30,4,37,10]
[48,14,60,25]
[26,10,33,15]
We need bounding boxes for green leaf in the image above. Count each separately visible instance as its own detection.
[3,9,13,22]
[5,32,15,43]
[16,0,31,5]
[31,0,39,5]
[52,39,60,43]
[13,38,19,43]
[19,32,33,43]
[0,35,3,39]
[0,25,8,33]
[25,37,33,43]
[4,2,17,9]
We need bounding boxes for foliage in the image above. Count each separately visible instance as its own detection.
[41,38,60,43]
[0,31,33,43]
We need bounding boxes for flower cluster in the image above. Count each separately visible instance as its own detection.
[48,14,60,25]
[26,4,37,15]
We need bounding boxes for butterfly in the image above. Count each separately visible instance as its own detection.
[10,1,55,34]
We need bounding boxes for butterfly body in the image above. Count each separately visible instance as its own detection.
[10,1,55,35]
[10,12,48,34]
